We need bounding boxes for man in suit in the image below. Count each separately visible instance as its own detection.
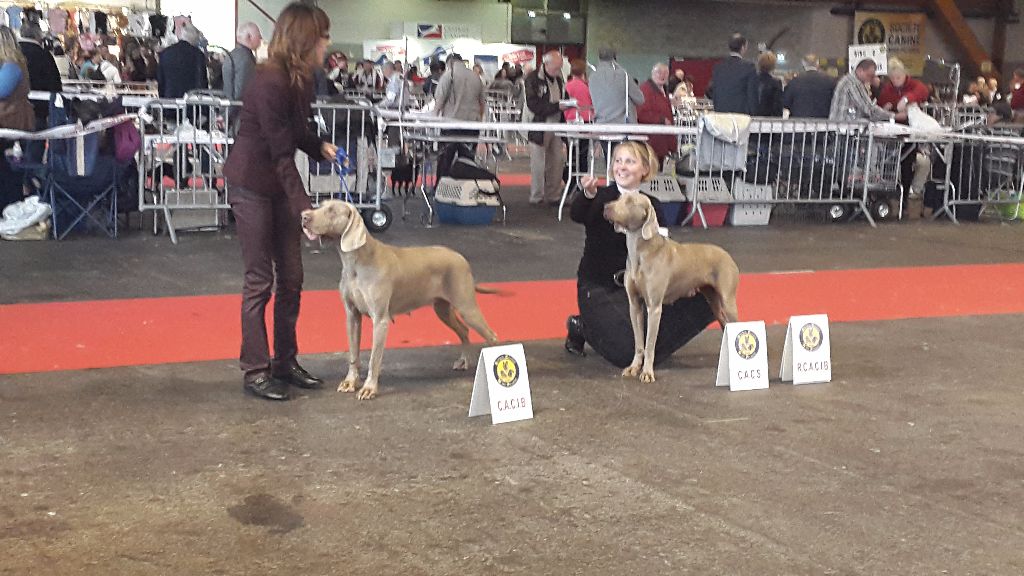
[222,22,261,101]
[707,33,758,114]
[157,22,208,98]
[782,54,836,119]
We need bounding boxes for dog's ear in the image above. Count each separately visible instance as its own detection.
[640,201,659,240]
[338,204,368,252]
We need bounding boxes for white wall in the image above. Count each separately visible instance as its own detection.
[235,0,511,59]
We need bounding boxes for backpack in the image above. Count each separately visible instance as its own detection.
[448,155,498,183]
[113,119,142,163]
[88,64,107,82]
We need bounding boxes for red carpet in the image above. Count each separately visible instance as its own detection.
[3,263,1024,374]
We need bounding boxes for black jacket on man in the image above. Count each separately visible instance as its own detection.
[524,66,564,145]
[782,69,836,119]
[157,40,208,99]
[708,55,758,115]
[19,40,62,122]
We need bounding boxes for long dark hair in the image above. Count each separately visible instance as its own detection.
[266,3,330,88]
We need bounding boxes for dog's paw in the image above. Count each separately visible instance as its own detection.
[452,356,468,371]
[622,364,642,378]
[356,384,377,400]
[639,370,656,383]
[338,378,360,393]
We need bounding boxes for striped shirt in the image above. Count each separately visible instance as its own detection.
[828,73,893,122]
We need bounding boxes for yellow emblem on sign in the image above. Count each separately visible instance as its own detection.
[858,18,886,44]
[492,354,519,387]
[799,323,823,352]
[734,330,759,360]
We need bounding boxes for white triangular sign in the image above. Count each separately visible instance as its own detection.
[715,321,770,391]
[468,343,534,425]
[780,314,832,385]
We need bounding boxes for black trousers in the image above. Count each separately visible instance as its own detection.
[230,187,304,377]
[577,280,715,368]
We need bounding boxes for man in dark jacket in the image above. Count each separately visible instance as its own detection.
[525,51,568,205]
[17,22,61,128]
[707,33,758,114]
[157,23,208,98]
[782,54,836,119]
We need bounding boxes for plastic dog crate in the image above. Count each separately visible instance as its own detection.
[729,180,774,226]
[434,177,500,225]
[641,174,686,225]
[680,176,732,227]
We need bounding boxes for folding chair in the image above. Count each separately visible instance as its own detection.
[45,130,121,239]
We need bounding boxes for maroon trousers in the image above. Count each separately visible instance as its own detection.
[230,187,304,377]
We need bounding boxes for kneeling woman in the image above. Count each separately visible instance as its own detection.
[566,141,714,367]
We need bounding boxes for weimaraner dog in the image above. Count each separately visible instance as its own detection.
[603,193,740,383]
[301,200,499,399]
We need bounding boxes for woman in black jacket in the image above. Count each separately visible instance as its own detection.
[566,141,714,367]
[754,51,783,117]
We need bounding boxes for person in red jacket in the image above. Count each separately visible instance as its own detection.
[1010,68,1024,120]
[636,62,675,163]
[878,58,932,218]
[877,58,929,122]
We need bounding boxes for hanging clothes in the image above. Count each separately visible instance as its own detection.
[5,6,22,31]
[149,14,167,39]
[94,11,108,35]
[128,13,149,36]
[47,8,68,36]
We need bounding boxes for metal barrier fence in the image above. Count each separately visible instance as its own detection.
[929,125,1024,223]
[920,103,990,131]
[125,98,1024,242]
[299,102,376,205]
[137,96,237,244]
[683,117,901,227]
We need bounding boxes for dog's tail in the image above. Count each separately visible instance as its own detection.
[475,285,513,297]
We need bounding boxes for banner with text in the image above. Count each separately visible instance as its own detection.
[854,11,927,76]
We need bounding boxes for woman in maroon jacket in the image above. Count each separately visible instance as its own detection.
[223,3,337,401]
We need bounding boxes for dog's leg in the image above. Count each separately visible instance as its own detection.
[358,312,389,400]
[339,304,363,393]
[639,297,664,383]
[433,300,472,370]
[621,285,646,379]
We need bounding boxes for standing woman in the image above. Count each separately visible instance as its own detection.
[0,25,35,210]
[223,3,337,401]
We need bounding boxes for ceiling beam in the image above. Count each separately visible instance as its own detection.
[928,0,996,79]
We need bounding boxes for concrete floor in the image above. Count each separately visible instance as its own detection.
[2,186,1024,574]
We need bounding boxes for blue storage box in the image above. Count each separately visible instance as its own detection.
[660,201,683,225]
[436,203,497,225]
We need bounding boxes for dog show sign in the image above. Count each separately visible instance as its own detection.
[848,43,888,74]
[716,321,770,391]
[780,314,832,385]
[469,343,534,425]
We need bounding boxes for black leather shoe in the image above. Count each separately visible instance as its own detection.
[564,315,586,357]
[273,362,324,390]
[244,374,290,401]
